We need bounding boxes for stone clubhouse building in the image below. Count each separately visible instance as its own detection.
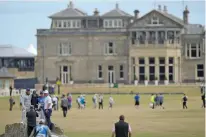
[35,1,205,84]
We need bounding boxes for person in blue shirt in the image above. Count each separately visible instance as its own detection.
[80,95,86,109]
[29,119,52,137]
[134,93,140,109]
[37,91,45,120]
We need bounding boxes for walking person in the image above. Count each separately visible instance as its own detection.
[159,93,165,109]
[52,95,58,111]
[150,94,155,109]
[201,93,205,108]
[9,96,15,111]
[9,85,13,96]
[37,91,45,120]
[92,94,97,109]
[26,105,38,137]
[182,94,188,109]
[109,96,114,109]
[67,94,72,110]
[43,90,53,130]
[154,94,159,107]
[21,88,32,123]
[76,96,81,109]
[31,90,39,109]
[111,115,132,137]
[134,93,140,109]
[61,94,69,117]
[99,94,103,109]
[29,119,52,137]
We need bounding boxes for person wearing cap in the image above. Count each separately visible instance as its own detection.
[29,119,52,137]
[37,91,45,120]
[21,88,32,123]
[26,105,38,137]
[43,90,53,129]
[112,115,132,137]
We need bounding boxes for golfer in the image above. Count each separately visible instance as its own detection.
[112,115,132,137]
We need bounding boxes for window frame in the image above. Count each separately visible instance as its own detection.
[104,42,116,55]
[97,65,103,80]
[197,64,204,79]
[59,42,72,56]
[185,43,201,59]
[119,64,124,80]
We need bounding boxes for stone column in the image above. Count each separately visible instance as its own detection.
[155,31,158,44]
[145,57,149,80]
[165,31,167,40]
[155,57,159,80]
[174,57,179,83]
[165,57,169,80]
[136,57,139,79]
[189,44,191,58]
[128,56,132,84]
[145,31,148,45]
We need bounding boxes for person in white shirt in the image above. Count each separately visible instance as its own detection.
[43,90,53,129]
[52,95,58,111]
[21,89,32,123]
[92,94,97,109]
[109,96,114,109]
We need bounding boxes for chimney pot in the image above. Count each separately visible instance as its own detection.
[158,5,161,11]
[163,5,167,12]
[134,10,140,18]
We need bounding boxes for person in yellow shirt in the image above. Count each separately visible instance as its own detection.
[150,94,155,109]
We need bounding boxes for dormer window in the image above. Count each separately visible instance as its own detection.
[104,19,123,28]
[53,20,81,29]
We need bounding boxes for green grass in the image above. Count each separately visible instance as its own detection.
[0,87,205,137]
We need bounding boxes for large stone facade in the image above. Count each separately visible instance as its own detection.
[36,2,205,84]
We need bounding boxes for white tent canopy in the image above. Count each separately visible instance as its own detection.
[26,44,37,55]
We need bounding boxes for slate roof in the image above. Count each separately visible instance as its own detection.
[157,10,184,26]
[0,45,35,58]
[49,1,87,18]
[185,24,204,34]
[102,3,132,17]
[0,67,15,78]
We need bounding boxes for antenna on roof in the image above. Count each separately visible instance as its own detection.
[182,0,185,11]
[154,0,157,9]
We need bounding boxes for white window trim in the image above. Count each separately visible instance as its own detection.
[104,19,123,28]
[55,20,81,29]
[58,42,72,56]
[196,64,204,79]
[104,42,116,55]
[119,65,124,80]
[185,43,201,59]
[97,65,103,80]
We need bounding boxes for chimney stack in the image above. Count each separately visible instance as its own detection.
[183,5,189,24]
[163,5,167,13]
[158,5,161,11]
[134,10,140,19]
[68,0,74,9]
[93,8,99,16]
[115,2,119,9]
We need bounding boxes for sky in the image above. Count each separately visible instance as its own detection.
[0,0,205,49]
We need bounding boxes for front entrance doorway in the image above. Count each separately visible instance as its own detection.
[108,66,115,83]
[60,65,69,84]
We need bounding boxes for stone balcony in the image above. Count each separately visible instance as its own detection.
[131,39,181,49]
